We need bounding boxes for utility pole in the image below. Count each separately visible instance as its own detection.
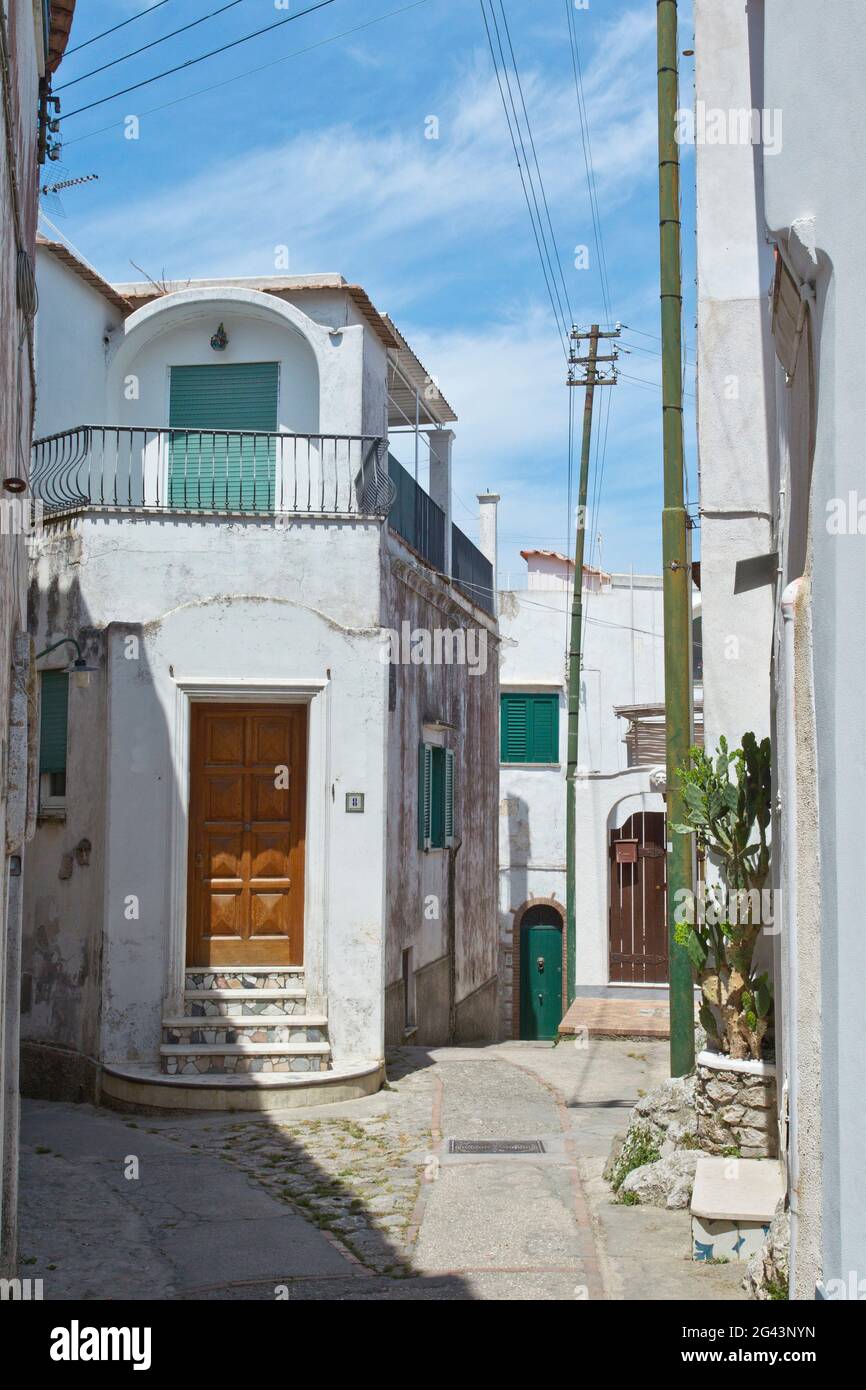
[657,0,695,1076]
[565,324,619,1006]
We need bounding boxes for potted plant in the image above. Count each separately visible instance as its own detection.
[672,732,773,1062]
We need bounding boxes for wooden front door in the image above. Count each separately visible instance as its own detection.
[608,811,668,983]
[187,704,306,967]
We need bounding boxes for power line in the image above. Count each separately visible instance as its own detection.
[563,0,612,325]
[64,0,339,119]
[479,0,569,358]
[65,0,435,147]
[497,1,573,325]
[66,2,173,57]
[58,0,249,93]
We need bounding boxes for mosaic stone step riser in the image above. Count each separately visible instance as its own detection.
[162,1026,327,1045]
[185,971,303,992]
[185,998,307,1018]
[160,1054,329,1076]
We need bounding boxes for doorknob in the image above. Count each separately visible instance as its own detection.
[538,992,543,1004]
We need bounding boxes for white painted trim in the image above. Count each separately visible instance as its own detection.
[697,1049,777,1079]
[167,676,330,1018]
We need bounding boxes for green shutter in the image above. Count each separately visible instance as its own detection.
[168,362,279,510]
[444,749,455,846]
[430,746,445,849]
[39,671,69,774]
[501,693,559,763]
[418,742,432,850]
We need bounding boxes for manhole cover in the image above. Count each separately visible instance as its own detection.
[448,1139,546,1155]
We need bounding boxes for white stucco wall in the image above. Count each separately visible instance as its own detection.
[25,515,388,1067]
[33,249,123,438]
[497,574,666,1017]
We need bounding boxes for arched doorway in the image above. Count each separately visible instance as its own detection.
[609,811,668,983]
[517,903,564,1040]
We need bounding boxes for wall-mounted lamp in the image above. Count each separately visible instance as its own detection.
[210,322,229,351]
[36,637,98,688]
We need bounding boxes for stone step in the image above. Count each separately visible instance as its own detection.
[184,989,307,1018]
[160,1041,330,1077]
[184,968,304,992]
[162,1017,327,1046]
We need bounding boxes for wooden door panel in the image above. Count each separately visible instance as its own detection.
[250,774,288,821]
[609,812,668,984]
[187,703,307,966]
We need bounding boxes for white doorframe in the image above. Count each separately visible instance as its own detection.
[167,676,330,1015]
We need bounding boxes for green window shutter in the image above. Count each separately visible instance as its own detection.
[444,749,455,846]
[529,694,558,762]
[501,693,559,763]
[39,671,69,774]
[430,746,445,849]
[501,693,528,762]
[168,362,279,511]
[418,742,432,850]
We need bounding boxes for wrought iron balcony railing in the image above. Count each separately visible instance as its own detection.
[30,426,393,517]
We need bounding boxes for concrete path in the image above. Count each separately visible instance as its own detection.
[18,1039,747,1301]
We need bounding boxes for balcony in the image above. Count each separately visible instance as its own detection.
[387,454,494,616]
[30,426,392,518]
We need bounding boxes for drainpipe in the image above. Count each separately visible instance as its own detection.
[781,577,804,1294]
[477,492,500,617]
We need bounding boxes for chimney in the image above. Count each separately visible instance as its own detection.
[477,492,500,616]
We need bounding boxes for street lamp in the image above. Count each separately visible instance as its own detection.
[36,637,98,688]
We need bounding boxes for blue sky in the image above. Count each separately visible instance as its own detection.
[50,0,697,579]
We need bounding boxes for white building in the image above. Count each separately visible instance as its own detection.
[497,549,700,1039]
[21,240,500,1112]
[695,0,866,1298]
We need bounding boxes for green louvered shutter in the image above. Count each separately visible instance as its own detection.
[530,694,559,762]
[501,693,528,762]
[501,693,559,763]
[39,671,69,774]
[444,749,455,846]
[168,362,279,510]
[418,742,432,849]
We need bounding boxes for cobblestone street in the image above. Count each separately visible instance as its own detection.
[18,1041,748,1301]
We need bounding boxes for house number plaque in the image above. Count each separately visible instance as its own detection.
[345,793,365,813]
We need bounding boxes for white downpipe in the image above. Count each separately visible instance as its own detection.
[781,577,804,1294]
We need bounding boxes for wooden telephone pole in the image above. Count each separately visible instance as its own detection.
[657,0,695,1076]
[565,325,619,1005]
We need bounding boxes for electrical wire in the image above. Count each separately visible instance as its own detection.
[65,0,435,147]
[65,2,173,57]
[64,0,339,119]
[58,0,249,92]
[479,0,569,358]
[563,0,612,326]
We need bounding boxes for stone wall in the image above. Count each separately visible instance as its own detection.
[696,1059,778,1159]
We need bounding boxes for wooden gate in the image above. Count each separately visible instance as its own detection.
[608,811,668,983]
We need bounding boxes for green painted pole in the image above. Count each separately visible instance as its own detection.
[566,325,599,1008]
[657,0,695,1076]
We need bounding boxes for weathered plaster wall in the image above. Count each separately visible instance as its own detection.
[24,513,389,1070]
[763,0,866,1298]
[496,576,666,1028]
[0,0,41,1278]
[383,539,499,1045]
[33,248,122,438]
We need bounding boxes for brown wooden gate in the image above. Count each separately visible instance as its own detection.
[608,811,668,983]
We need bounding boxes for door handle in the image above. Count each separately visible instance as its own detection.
[538,992,544,1004]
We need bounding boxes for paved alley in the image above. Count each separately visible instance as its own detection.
[19,1040,747,1301]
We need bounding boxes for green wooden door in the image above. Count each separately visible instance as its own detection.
[168,362,279,509]
[520,921,563,1040]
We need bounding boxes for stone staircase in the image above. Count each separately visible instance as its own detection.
[160,967,331,1077]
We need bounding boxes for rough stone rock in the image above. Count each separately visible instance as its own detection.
[696,1064,778,1158]
[619,1150,700,1209]
[660,1118,698,1158]
[631,1074,697,1147]
[603,1131,628,1183]
[744,1198,789,1299]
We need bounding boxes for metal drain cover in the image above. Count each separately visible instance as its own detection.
[448,1138,546,1155]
